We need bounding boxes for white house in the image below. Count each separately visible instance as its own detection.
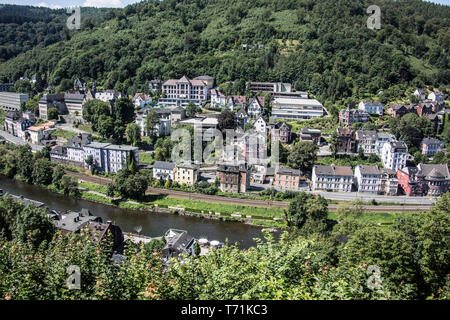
[376,132,396,156]
[83,142,138,174]
[381,140,408,172]
[356,130,378,155]
[132,93,152,108]
[152,161,175,181]
[311,165,353,192]
[67,133,91,164]
[428,91,445,103]
[253,116,267,135]
[210,89,226,108]
[414,89,426,101]
[95,90,122,102]
[358,101,384,115]
[247,96,265,118]
[354,165,382,193]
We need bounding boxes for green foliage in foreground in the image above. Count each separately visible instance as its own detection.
[0,192,448,300]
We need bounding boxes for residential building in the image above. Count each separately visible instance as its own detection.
[339,107,369,126]
[136,111,171,138]
[417,163,450,196]
[274,166,305,191]
[270,121,292,144]
[73,78,86,92]
[149,79,162,93]
[226,95,246,111]
[3,111,34,139]
[27,121,55,144]
[159,76,209,107]
[299,127,321,145]
[173,163,198,186]
[178,116,218,141]
[83,142,138,174]
[95,90,122,103]
[64,93,85,116]
[210,89,226,108]
[386,104,415,118]
[247,96,265,118]
[217,164,250,193]
[311,165,353,192]
[0,92,29,111]
[152,161,175,181]
[354,165,382,193]
[162,229,196,261]
[381,140,408,171]
[428,91,445,103]
[358,101,384,115]
[376,132,396,156]
[132,93,152,108]
[272,97,324,120]
[236,108,250,127]
[421,137,445,156]
[67,133,92,165]
[414,89,427,101]
[253,116,267,135]
[38,94,65,120]
[356,130,378,155]
[336,127,357,154]
[193,75,215,88]
[380,168,398,195]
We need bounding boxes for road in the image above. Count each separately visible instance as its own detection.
[0,130,44,152]
[65,171,433,213]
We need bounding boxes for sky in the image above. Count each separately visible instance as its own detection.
[0,0,448,9]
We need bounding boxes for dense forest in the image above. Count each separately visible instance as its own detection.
[0,0,448,105]
[0,5,113,63]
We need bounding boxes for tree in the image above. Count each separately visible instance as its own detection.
[32,158,53,186]
[85,155,95,174]
[144,110,160,140]
[47,107,59,120]
[17,145,34,183]
[12,205,55,249]
[114,97,135,125]
[186,102,198,118]
[97,115,114,139]
[285,193,328,230]
[60,176,79,196]
[52,165,65,189]
[287,141,318,175]
[126,123,141,147]
[218,110,237,131]
[329,131,339,159]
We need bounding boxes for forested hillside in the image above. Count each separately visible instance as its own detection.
[0,5,113,62]
[0,0,448,104]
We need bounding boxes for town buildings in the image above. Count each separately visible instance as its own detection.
[421,137,445,156]
[270,121,292,144]
[272,96,324,120]
[355,130,378,155]
[39,93,89,120]
[0,92,29,111]
[247,96,265,118]
[336,127,357,154]
[217,164,251,193]
[339,107,370,126]
[152,161,175,181]
[248,82,292,94]
[398,164,449,196]
[428,91,445,103]
[354,165,382,193]
[414,89,427,101]
[159,76,211,107]
[173,163,198,186]
[83,143,139,173]
[236,108,250,127]
[311,165,354,192]
[381,141,408,172]
[132,93,152,108]
[95,90,122,103]
[358,101,384,115]
[27,121,55,144]
[380,168,399,195]
[3,111,35,139]
[162,229,196,261]
[274,166,305,191]
[210,89,226,108]
[253,116,267,135]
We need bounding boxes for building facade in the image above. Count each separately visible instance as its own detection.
[312,165,353,192]
[159,76,210,107]
[381,141,408,171]
[354,165,382,193]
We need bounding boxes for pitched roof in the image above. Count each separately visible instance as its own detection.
[314,164,353,176]
[153,161,175,170]
[357,165,381,175]
[418,164,449,180]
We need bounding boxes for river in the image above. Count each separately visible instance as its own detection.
[0,176,277,248]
